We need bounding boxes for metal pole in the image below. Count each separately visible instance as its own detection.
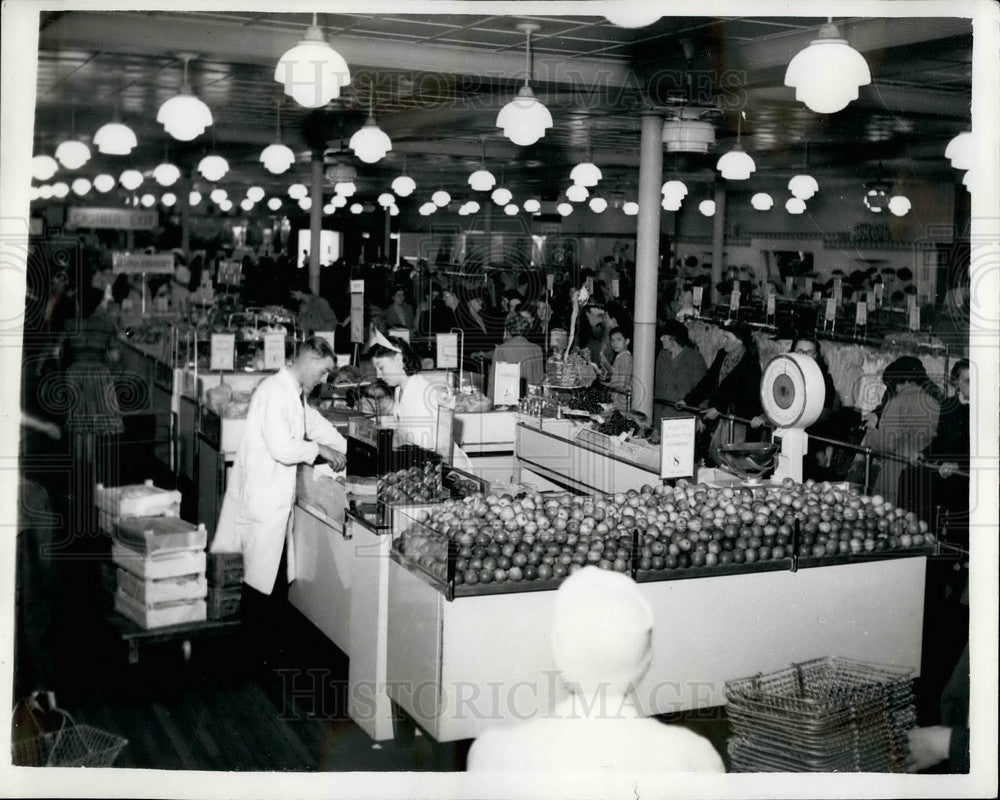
[711,184,726,306]
[309,151,323,295]
[630,111,663,420]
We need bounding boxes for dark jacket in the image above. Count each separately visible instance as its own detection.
[684,347,763,420]
[926,396,970,471]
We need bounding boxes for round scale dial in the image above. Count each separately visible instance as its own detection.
[760,353,826,429]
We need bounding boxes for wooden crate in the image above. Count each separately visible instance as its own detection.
[207,586,242,620]
[207,552,244,588]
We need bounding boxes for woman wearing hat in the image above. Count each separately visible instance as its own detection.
[653,320,707,427]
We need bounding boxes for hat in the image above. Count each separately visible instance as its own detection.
[173,265,191,285]
[659,319,690,343]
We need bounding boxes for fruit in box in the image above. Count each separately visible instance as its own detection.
[379,462,445,504]
[396,479,934,585]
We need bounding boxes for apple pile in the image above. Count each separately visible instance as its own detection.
[396,478,934,586]
[378,462,480,505]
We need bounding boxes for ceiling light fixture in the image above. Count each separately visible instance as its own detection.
[349,86,392,164]
[432,189,451,207]
[71,178,92,196]
[751,192,774,211]
[275,12,351,108]
[566,184,589,203]
[377,192,395,208]
[698,199,716,217]
[189,191,203,206]
[661,179,688,204]
[153,162,181,187]
[589,197,608,213]
[219,199,233,213]
[662,107,715,153]
[323,202,336,215]
[788,174,819,200]
[331,194,348,208]
[556,202,573,217]
[94,174,115,193]
[863,181,890,213]
[392,154,417,197]
[210,188,228,204]
[468,138,497,191]
[945,131,973,170]
[503,203,518,216]
[466,200,481,214]
[260,98,296,174]
[267,197,282,211]
[240,198,254,212]
[162,193,177,207]
[389,205,400,217]
[496,23,553,146]
[197,155,229,182]
[51,182,69,199]
[523,198,541,213]
[784,17,871,114]
[93,101,137,156]
[334,181,356,197]
[571,136,602,187]
[247,186,265,203]
[119,169,143,191]
[288,183,308,200]
[157,54,213,141]
[38,185,54,199]
[32,155,59,181]
[350,202,364,214]
[140,193,156,208]
[623,201,639,216]
[717,111,755,180]
[786,197,807,214]
[419,202,436,216]
[604,4,661,28]
[299,197,312,211]
[55,141,90,170]
[888,195,911,217]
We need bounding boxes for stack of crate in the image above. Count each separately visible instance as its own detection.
[207,552,244,620]
[96,480,208,629]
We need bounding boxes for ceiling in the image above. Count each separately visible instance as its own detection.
[32,9,973,209]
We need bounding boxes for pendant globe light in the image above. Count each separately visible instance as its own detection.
[622,201,639,216]
[51,182,70,199]
[119,169,143,191]
[157,54,213,141]
[392,155,416,197]
[468,138,496,191]
[566,184,589,203]
[189,191,203,207]
[198,155,229,182]
[334,181,356,198]
[717,111,755,180]
[571,137,602,187]
[38,185,54,200]
[699,199,716,217]
[162,193,177,207]
[589,197,608,213]
[523,198,541,213]
[377,192,395,208]
[240,198,255,212]
[32,155,58,181]
[465,200,481,214]
[496,23,553,146]
[788,174,819,200]
[503,204,518,216]
[945,131,973,170]
[349,87,392,164]
[661,179,688,205]
[140,193,156,208]
[55,110,91,169]
[492,187,513,206]
[432,188,451,207]
[288,183,308,200]
[260,99,296,174]
[71,178,92,197]
[267,197,282,211]
[888,195,911,217]
[556,202,573,217]
[785,197,806,215]
[247,186,265,203]
[784,18,871,114]
[751,192,774,211]
[604,3,661,28]
[210,188,228,204]
[94,174,115,193]
[93,107,138,156]
[331,194,348,209]
[153,162,181,187]
[275,13,351,108]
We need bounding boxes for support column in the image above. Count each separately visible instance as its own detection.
[180,174,191,255]
[383,206,391,263]
[631,111,663,419]
[710,184,726,305]
[309,151,323,295]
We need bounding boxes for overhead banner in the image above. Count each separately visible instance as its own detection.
[68,207,159,231]
[112,252,175,275]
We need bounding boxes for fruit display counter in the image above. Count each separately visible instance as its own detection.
[453,410,519,485]
[384,480,931,742]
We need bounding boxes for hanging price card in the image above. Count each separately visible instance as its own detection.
[804,277,814,295]
[546,273,555,292]
[855,301,868,325]
[492,361,522,406]
[866,291,876,312]
[825,298,837,321]
[729,289,741,311]
[909,305,921,331]
[262,332,286,370]
[436,332,459,369]
[833,278,843,305]
[660,416,696,479]
[875,282,884,306]
[611,278,620,298]
[692,286,703,310]
[349,279,365,294]
[785,276,794,293]
[766,292,776,316]
[210,333,235,372]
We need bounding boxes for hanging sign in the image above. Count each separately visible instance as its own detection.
[210,333,235,372]
[436,332,459,369]
[262,332,286,370]
[111,252,175,274]
[350,280,365,344]
[866,291,876,312]
[314,330,336,352]
[388,327,410,343]
[784,276,794,293]
[492,362,522,406]
[874,282,885,306]
[766,292,776,316]
[68,207,158,231]
[855,301,868,326]
[804,277,814,295]
[611,278,620,298]
[546,273,555,292]
[909,305,921,331]
[832,278,843,305]
[729,289,741,312]
[824,298,837,321]
[692,286,703,311]
[659,416,696,479]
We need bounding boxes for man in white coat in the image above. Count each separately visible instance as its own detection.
[212,337,346,675]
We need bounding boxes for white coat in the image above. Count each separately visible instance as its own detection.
[211,367,346,594]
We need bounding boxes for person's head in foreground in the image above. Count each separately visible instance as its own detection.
[291,337,336,395]
[366,332,421,388]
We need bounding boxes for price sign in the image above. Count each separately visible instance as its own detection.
[659,416,696,479]
[611,278,620,298]
[907,294,918,313]
[909,305,921,331]
[350,281,365,344]
[729,289,741,312]
[262,332,286,370]
[824,298,837,321]
[492,361,521,406]
[766,292,776,316]
[804,277,814,295]
[349,279,365,294]
[692,286,703,310]
[546,273,555,292]
[855,301,868,326]
[833,280,843,306]
[874,282,885,306]
[812,291,822,302]
[314,330,336,352]
[210,333,235,372]
[436,332,459,369]
[866,291,876,312]
[388,327,410,343]
[785,276,794,293]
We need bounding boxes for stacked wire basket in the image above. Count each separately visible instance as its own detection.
[725,657,917,772]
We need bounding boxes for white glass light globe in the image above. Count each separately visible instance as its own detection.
[419,203,436,216]
[239,198,254,212]
[323,202,336,215]
[468,168,496,191]
[623,201,639,216]
[93,121,137,155]
[503,203,518,216]
[157,92,213,141]
[491,187,512,205]
[219,199,233,212]
[661,180,688,201]
[661,197,682,212]
[784,24,872,114]
[162,192,177,207]
[788,174,819,200]
[93,174,115,193]
[274,26,351,108]
[189,191,203,206]
[298,197,312,211]
[698,199,716,217]
[350,202,364,214]
[331,194,347,208]
[153,162,181,187]
[432,189,451,207]
[523,199,541,213]
[390,205,399,216]
[751,192,774,211]
[267,197,282,211]
[139,193,155,207]
[38,185,54,199]
[197,155,229,182]
[466,200,481,214]
[71,178,92,196]
[288,183,308,200]
[392,175,416,197]
[377,192,395,208]
[51,182,70,199]
[716,148,756,180]
[260,143,296,175]
[570,162,602,187]
[210,189,228,204]
[55,140,91,170]
[32,155,59,181]
[557,202,573,217]
[888,195,911,217]
[496,85,553,146]
[458,206,471,217]
[785,197,806,214]
[334,181,356,197]
[605,5,662,27]
[349,119,392,164]
[119,170,144,191]
[589,197,608,213]
[945,131,973,170]
[247,186,265,203]
[566,184,589,202]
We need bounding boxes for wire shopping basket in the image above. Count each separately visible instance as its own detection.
[12,697,128,768]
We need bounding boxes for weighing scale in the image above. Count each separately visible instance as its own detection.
[760,352,827,482]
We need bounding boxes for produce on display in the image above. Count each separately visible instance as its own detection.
[378,462,481,505]
[596,410,640,437]
[395,478,934,587]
